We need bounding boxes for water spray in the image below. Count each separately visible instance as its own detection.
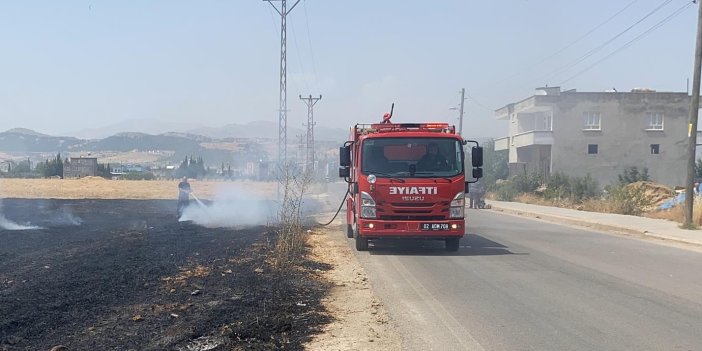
[190,192,206,207]
[179,185,271,228]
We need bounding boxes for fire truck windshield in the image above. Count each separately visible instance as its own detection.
[361,138,463,178]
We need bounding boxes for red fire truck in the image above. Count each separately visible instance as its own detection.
[338,110,483,251]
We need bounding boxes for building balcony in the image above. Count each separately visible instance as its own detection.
[494,137,509,151]
[512,130,554,148]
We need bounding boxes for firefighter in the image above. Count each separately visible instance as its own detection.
[417,142,449,171]
[469,181,485,209]
[177,177,191,217]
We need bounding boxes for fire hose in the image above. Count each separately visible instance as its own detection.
[320,189,350,227]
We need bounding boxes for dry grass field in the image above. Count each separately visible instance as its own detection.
[0,178,278,200]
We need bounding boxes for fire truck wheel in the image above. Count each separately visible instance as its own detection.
[355,233,369,251]
[445,238,460,252]
[346,224,354,238]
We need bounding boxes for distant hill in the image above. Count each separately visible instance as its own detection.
[83,132,207,153]
[0,129,85,152]
[4,128,51,137]
[63,119,348,143]
[0,125,334,166]
[65,119,205,139]
[189,121,348,142]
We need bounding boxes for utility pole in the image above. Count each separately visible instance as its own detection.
[300,94,322,172]
[264,0,301,177]
[685,0,702,228]
[459,88,466,137]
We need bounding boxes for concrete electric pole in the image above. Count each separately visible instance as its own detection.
[300,94,322,172]
[685,0,702,228]
[459,88,466,137]
[450,89,467,137]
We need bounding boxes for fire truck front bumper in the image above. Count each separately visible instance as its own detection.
[357,219,465,239]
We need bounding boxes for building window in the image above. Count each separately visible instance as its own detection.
[583,112,601,130]
[587,144,598,154]
[650,144,660,154]
[647,112,664,130]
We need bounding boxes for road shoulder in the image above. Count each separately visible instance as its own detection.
[304,225,401,351]
[487,200,702,249]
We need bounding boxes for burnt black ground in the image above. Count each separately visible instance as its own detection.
[0,199,330,351]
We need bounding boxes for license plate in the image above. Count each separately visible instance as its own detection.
[421,223,449,231]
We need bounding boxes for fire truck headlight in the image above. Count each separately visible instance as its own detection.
[450,192,465,218]
[367,174,377,184]
[360,191,376,207]
[361,207,377,218]
[360,191,377,218]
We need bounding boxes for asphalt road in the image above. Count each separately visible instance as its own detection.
[352,209,702,351]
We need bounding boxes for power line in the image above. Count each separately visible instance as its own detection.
[303,0,320,92]
[465,92,495,112]
[536,0,641,66]
[500,0,641,83]
[266,5,279,35]
[542,0,675,82]
[289,22,311,93]
[559,1,694,85]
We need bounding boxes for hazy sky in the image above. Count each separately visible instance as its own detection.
[0,0,698,138]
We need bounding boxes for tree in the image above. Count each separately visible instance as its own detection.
[618,166,649,185]
[97,163,111,178]
[11,160,31,174]
[176,155,208,179]
[196,156,206,177]
[176,156,189,178]
[37,153,63,178]
[480,140,509,189]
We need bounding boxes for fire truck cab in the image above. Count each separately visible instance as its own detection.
[339,113,483,251]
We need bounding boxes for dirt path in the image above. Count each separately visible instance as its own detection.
[305,222,401,351]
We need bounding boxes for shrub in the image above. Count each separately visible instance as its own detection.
[122,172,155,180]
[618,166,649,185]
[605,184,653,216]
[494,181,519,201]
[542,172,598,202]
[512,172,542,193]
[272,165,313,269]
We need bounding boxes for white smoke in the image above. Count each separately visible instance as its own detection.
[0,198,76,231]
[0,213,42,230]
[47,206,83,226]
[0,195,42,230]
[179,184,274,228]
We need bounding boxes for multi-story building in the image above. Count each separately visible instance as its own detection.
[63,157,98,178]
[494,87,692,188]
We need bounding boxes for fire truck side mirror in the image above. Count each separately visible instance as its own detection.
[472,168,483,179]
[339,166,350,178]
[339,146,351,167]
[471,146,483,167]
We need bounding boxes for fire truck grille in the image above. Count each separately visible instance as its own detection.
[389,203,434,207]
[380,215,446,221]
